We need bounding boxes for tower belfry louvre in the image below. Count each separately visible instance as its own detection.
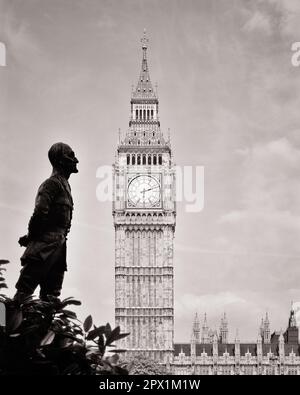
[113,31,176,363]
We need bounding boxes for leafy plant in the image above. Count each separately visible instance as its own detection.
[127,353,167,375]
[0,259,130,375]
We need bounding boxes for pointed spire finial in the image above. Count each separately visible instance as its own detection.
[265,311,269,324]
[235,329,239,341]
[141,28,148,50]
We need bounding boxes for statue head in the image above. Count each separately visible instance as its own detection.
[48,142,79,176]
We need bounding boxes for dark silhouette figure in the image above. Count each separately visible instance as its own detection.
[14,143,79,301]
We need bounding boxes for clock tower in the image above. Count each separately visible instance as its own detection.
[113,31,176,363]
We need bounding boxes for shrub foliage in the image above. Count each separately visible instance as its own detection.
[0,259,129,375]
[127,354,167,375]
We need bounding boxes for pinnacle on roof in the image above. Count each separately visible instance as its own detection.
[279,330,284,342]
[265,312,270,324]
[289,308,297,328]
[260,317,264,327]
[257,330,262,342]
[132,29,157,100]
[235,329,240,342]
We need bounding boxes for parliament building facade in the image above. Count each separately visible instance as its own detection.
[112,33,300,375]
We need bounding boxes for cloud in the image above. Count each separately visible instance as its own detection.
[73,220,111,233]
[0,6,44,70]
[175,292,247,320]
[243,11,272,35]
[219,211,247,224]
[246,138,300,166]
[220,209,300,234]
[0,202,29,215]
[216,137,300,260]
[96,14,116,30]
[267,0,300,36]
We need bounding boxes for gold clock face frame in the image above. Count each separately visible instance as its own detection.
[127,174,161,209]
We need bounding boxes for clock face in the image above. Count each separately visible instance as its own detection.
[127,175,161,208]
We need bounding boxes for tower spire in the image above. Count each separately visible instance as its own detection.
[132,29,156,100]
[141,28,149,60]
[191,312,200,343]
[219,312,228,344]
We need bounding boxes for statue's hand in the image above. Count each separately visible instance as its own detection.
[18,235,29,247]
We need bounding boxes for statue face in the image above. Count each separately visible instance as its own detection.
[61,145,79,174]
[48,142,79,175]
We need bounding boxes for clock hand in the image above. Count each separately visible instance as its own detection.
[143,185,159,192]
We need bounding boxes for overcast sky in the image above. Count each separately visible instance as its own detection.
[1,0,300,342]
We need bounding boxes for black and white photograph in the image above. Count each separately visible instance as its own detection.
[1,0,300,379]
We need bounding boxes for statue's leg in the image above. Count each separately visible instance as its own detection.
[14,259,43,301]
[40,268,65,300]
[39,242,66,300]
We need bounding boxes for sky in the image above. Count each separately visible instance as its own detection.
[1,0,300,342]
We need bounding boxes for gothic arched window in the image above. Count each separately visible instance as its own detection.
[137,155,141,165]
[158,154,162,165]
[143,154,146,165]
[132,155,135,165]
[148,155,151,165]
[153,155,157,165]
[127,154,130,165]
[136,109,138,119]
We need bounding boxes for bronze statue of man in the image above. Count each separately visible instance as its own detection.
[14,142,79,301]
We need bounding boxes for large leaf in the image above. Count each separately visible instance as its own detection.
[83,315,93,332]
[61,299,81,308]
[86,325,106,340]
[106,326,120,345]
[6,308,23,332]
[114,332,130,341]
[106,328,130,346]
[61,309,77,319]
[40,330,55,346]
[104,322,112,338]
[98,334,105,355]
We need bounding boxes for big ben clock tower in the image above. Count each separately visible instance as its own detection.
[113,31,176,363]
